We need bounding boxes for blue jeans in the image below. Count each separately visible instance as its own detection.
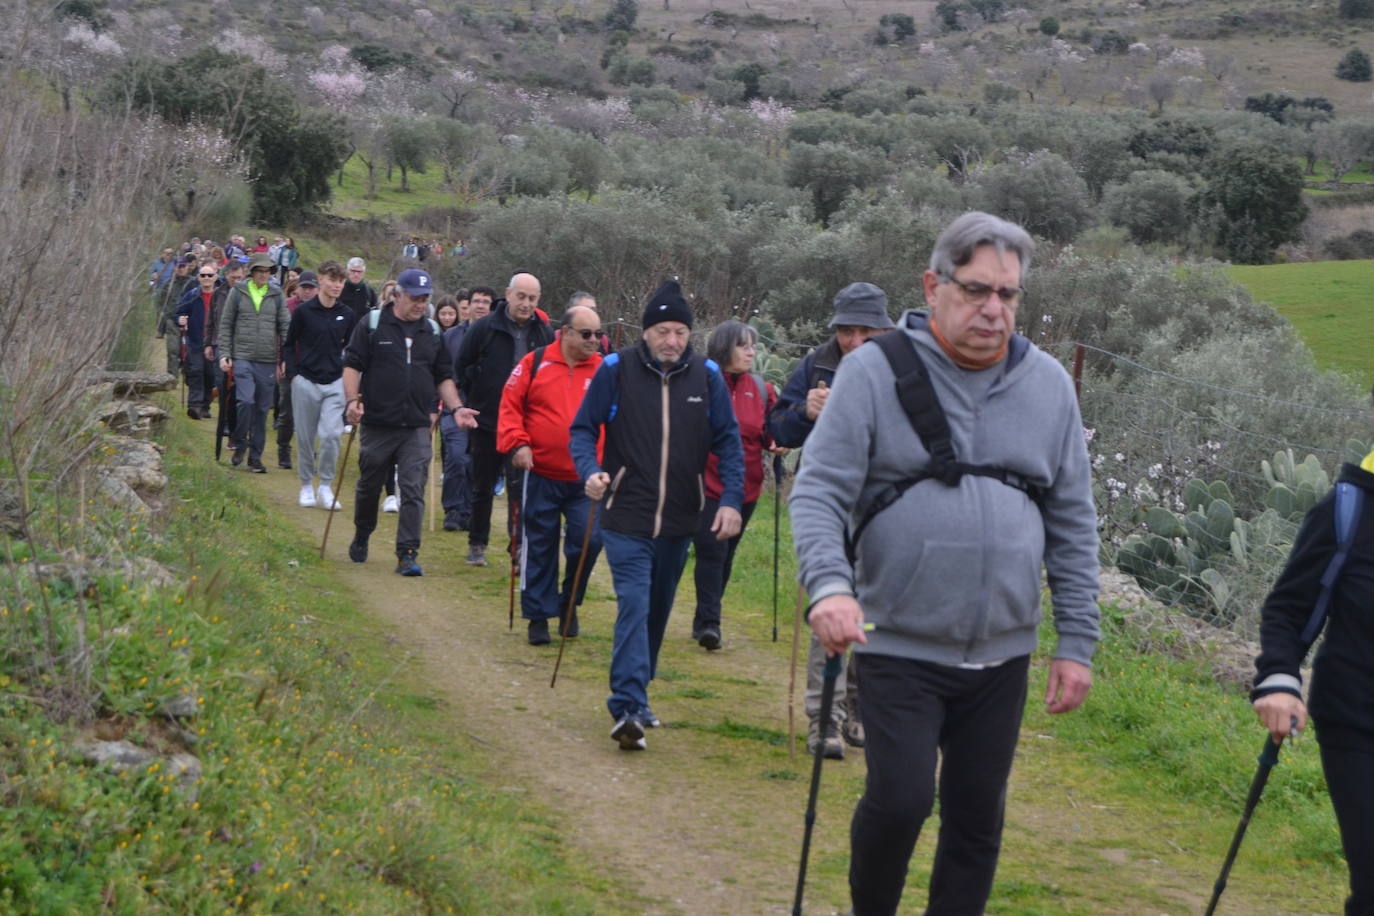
[519,471,601,621]
[439,411,471,521]
[602,530,691,721]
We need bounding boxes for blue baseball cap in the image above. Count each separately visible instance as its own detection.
[396,268,433,296]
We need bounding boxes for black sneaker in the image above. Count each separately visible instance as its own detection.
[442,512,461,532]
[230,448,245,467]
[527,618,551,646]
[247,458,267,474]
[348,536,368,564]
[610,715,646,751]
[697,626,722,651]
[395,551,423,577]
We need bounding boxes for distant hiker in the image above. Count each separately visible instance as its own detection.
[216,254,289,472]
[437,286,494,532]
[1253,406,1374,916]
[274,237,298,285]
[452,273,555,567]
[207,260,246,449]
[789,212,1100,916]
[767,282,895,759]
[157,256,194,377]
[285,264,357,510]
[569,280,744,751]
[498,305,606,646]
[343,268,466,576]
[339,257,379,322]
[173,259,220,419]
[690,320,782,651]
[149,247,176,290]
[274,274,309,469]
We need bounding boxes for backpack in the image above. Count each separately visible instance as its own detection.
[845,332,1044,564]
[367,307,439,338]
[1301,480,1364,648]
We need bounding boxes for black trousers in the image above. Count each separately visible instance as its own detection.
[691,498,756,632]
[468,426,519,548]
[352,425,431,555]
[850,653,1029,916]
[1317,721,1374,916]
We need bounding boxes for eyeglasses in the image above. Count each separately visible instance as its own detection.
[572,328,606,340]
[942,275,1024,308]
[199,273,217,278]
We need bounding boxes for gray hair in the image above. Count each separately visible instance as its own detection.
[347,257,366,270]
[928,211,1034,280]
[566,290,596,310]
[706,320,758,368]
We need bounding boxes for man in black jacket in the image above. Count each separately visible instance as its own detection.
[339,257,379,321]
[343,268,466,576]
[452,272,555,567]
[1253,437,1374,916]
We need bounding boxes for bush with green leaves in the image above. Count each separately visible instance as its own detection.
[1102,169,1198,245]
[1336,47,1373,82]
[785,141,887,224]
[1039,16,1060,36]
[965,152,1094,243]
[1198,140,1307,263]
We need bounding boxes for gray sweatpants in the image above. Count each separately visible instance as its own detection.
[291,376,346,486]
[805,631,860,725]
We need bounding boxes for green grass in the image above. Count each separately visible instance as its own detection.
[327,154,459,224]
[0,406,616,913]
[1229,259,1374,387]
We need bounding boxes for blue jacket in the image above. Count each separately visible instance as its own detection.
[765,336,845,448]
[173,284,216,349]
[570,342,744,539]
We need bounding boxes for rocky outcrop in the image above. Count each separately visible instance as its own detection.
[95,371,178,397]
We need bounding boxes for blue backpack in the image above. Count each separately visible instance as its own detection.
[1301,481,1364,648]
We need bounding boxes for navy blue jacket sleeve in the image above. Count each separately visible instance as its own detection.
[570,355,620,482]
[766,353,816,448]
[706,363,745,511]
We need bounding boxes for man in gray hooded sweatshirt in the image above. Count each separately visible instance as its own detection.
[789,211,1100,916]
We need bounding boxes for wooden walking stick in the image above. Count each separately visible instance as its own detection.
[550,501,599,689]
[428,423,438,532]
[319,424,357,560]
[787,583,807,760]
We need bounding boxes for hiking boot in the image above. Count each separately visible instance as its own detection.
[558,609,579,638]
[277,446,292,470]
[298,484,317,508]
[395,551,423,577]
[348,535,368,564]
[466,544,487,567]
[806,719,845,760]
[317,484,340,511]
[442,511,462,532]
[187,407,203,421]
[610,715,646,751]
[696,626,722,651]
[230,448,245,467]
[382,494,399,513]
[527,618,551,646]
[247,458,267,474]
[843,717,865,749]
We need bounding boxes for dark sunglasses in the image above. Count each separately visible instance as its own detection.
[198,273,217,278]
[572,328,606,340]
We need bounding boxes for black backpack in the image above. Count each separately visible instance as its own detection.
[845,332,1045,564]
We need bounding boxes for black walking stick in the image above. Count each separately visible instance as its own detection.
[550,501,599,689]
[1203,726,1290,916]
[319,424,357,560]
[214,364,235,461]
[793,652,841,916]
[772,452,784,643]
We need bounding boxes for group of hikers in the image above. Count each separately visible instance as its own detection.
[147,211,1369,916]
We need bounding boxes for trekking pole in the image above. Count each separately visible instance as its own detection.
[786,584,807,760]
[427,423,438,533]
[551,501,599,689]
[772,452,784,643]
[1203,723,1292,916]
[179,334,188,409]
[319,424,357,560]
[508,484,522,631]
[793,652,841,916]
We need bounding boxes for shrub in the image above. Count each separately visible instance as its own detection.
[1339,0,1374,19]
[604,0,638,32]
[966,152,1094,243]
[1039,15,1060,36]
[1336,47,1372,81]
[983,81,1021,104]
[1200,141,1308,263]
[1102,170,1198,245]
[1322,228,1374,259]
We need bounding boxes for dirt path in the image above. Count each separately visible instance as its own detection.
[203,424,1338,916]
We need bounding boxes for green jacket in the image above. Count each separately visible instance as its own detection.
[217,281,289,363]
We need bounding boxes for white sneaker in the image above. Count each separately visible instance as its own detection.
[318,484,340,511]
[298,484,317,508]
[382,494,399,513]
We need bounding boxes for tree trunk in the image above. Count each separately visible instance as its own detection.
[400,164,410,191]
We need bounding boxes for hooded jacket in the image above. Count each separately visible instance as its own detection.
[454,302,555,432]
[216,281,289,363]
[789,310,1100,668]
[1254,459,1374,730]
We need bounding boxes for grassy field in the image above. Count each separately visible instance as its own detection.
[327,155,457,225]
[1229,260,1374,387]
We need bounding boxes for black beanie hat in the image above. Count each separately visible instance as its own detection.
[642,280,693,330]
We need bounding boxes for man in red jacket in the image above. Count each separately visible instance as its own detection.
[497,304,606,646]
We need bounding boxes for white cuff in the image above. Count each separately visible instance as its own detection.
[1255,673,1302,693]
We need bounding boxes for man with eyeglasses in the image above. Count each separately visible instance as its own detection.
[344,268,465,576]
[339,257,379,322]
[497,304,606,645]
[768,281,894,761]
[216,254,290,472]
[789,212,1099,916]
[174,260,221,418]
[452,273,555,567]
[570,280,744,751]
